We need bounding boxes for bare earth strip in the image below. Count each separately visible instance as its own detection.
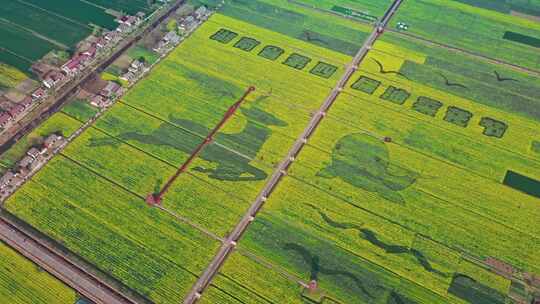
[182,1,405,303]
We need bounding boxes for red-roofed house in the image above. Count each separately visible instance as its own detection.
[82,44,97,58]
[62,54,86,75]
[31,88,47,101]
[20,96,33,108]
[0,112,12,128]
[8,104,25,118]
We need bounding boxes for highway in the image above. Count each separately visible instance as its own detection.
[0,215,143,304]
[182,0,404,303]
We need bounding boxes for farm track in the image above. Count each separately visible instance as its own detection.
[0,213,145,304]
[183,1,405,303]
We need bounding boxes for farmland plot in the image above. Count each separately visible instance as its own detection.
[286,128,540,272]
[200,252,306,303]
[0,112,82,169]
[0,242,77,304]
[4,156,220,304]
[389,0,540,69]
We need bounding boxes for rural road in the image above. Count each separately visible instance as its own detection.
[0,215,140,304]
[182,0,405,303]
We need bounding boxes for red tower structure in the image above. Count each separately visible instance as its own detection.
[146,86,256,206]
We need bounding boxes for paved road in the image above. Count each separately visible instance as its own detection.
[0,216,137,304]
[182,1,404,303]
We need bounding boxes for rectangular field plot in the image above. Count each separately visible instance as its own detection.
[412,96,443,117]
[380,85,410,105]
[282,53,312,70]
[240,211,449,303]
[351,75,381,94]
[258,45,284,60]
[0,242,77,304]
[202,0,374,56]
[17,0,117,29]
[309,61,338,78]
[233,36,261,51]
[4,156,220,304]
[210,28,238,43]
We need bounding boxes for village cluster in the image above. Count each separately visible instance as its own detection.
[0,11,147,131]
[0,134,65,200]
[154,6,211,53]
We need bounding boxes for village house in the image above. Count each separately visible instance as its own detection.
[42,70,65,89]
[179,16,197,32]
[90,95,108,107]
[18,155,34,169]
[129,59,144,72]
[8,175,23,188]
[0,171,14,189]
[62,54,85,75]
[82,44,97,58]
[27,147,41,159]
[31,88,47,101]
[0,112,12,128]
[20,96,33,109]
[43,134,62,149]
[100,81,121,98]
[8,104,25,118]
[193,6,209,20]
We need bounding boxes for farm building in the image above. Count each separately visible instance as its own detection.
[20,96,33,108]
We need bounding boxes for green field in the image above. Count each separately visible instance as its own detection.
[2,1,540,303]
[0,242,78,304]
[0,0,156,75]
[0,112,82,169]
[390,0,540,70]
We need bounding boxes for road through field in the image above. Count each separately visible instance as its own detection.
[182,1,405,303]
[0,215,142,304]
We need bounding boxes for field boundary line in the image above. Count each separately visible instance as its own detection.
[386,29,540,77]
[0,212,147,304]
[58,153,222,244]
[183,1,405,302]
[337,87,540,170]
[0,17,69,49]
[14,0,93,30]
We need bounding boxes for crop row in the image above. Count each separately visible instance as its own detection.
[0,242,77,304]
